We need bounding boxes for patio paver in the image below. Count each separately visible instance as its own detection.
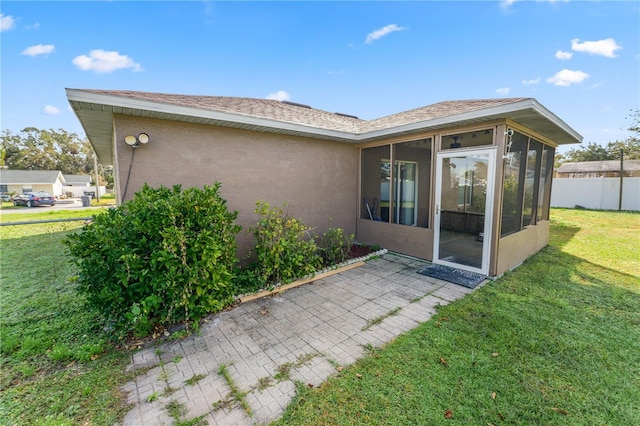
[121,253,484,425]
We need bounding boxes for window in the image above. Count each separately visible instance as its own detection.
[501,132,528,236]
[442,129,493,150]
[522,139,542,227]
[0,185,7,193]
[537,146,555,221]
[361,139,432,227]
[500,131,553,236]
[361,145,389,221]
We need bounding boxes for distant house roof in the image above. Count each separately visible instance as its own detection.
[63,174,92,184]
[66,88,583,164]
[0,170,65,185]
[557,160,640,174]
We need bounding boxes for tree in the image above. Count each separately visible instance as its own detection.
[564,142,610,163]
[1,127,94,174]
[559,109,640,164]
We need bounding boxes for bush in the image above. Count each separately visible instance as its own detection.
[317,226,354,267]
[65,183,241,337]
[249,202,321,285]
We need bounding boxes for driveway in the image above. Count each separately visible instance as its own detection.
[121,253,482,425]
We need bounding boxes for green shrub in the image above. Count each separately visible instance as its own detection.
[233,266,267,295]
[249,202,321,285]
[65,183,241,336]
[317,226,354,267]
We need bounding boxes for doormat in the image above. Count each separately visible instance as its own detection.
[417,264,486,289]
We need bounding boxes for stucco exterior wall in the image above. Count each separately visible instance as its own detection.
[496,220,549,276]
[113,115,358,258]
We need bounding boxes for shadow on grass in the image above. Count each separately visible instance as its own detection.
[275,219,640,426]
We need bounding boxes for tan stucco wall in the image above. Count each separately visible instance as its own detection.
[357,218,434,260]
[113,115,358,258]
[496,220,550,276]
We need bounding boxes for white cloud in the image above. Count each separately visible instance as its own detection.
[555,50,573,60]
[522,78,541,85]
[365,24,406,44]
[328,70,344,75]
[571,38,621,58]
[22,44,55,57]
[496,87,511,95]
[1,14,16,31]
[266,90,291,101]
[43,105,60,115]
[546,69,589,86]
[500,0,519,10]
[72,49,143,73]
[502,0,567,10]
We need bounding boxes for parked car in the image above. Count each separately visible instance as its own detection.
[12,192,56,207]
[1,194,11,202]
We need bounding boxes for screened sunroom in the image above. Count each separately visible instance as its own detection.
[357,123,561,278]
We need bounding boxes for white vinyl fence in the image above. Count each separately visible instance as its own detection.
[551,177,640,211]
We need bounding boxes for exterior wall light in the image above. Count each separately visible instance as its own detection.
[123,133,150,148]
[449,136,461,149]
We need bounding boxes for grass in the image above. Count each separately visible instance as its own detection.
[0,208,637,425]
[0,214,133,425]
[275,209,640,425]
[0,208,105,223]
[91,193,117,207]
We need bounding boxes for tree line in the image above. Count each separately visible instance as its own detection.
[1,109,638,176]
[0,127,113,187]
[556,109,640,166]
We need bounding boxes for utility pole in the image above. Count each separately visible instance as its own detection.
[618,149,623,211]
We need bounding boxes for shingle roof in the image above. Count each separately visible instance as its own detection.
[557,160,640,173]
[67,88,583,164]
[63,174,92,184]
[75,89,528,134]
[0,170,65,184]
[364,99,530,132]
[77,89,364,133]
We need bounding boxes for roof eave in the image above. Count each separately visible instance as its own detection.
[66,89,359,164]
[66,90,583,166]
[358,99,583,145]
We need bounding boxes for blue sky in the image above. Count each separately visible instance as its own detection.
[2,1,639,154]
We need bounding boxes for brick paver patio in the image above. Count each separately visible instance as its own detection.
[121,253,482,425]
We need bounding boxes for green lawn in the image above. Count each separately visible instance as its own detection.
[0,209,638,425]
[275,209,639,425]
[0,208,104,223]
[0,213,132,425]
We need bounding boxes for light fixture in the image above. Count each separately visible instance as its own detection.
[124,135,138,146]
[123,133,150,148]
[449,136,461,149]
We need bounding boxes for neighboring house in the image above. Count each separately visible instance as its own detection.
[0,169,66,197]
[63,174,92,186]
[556,160,640,178]
[66,89,582,277]
[62,174,98,198]
[551,160,640,211]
